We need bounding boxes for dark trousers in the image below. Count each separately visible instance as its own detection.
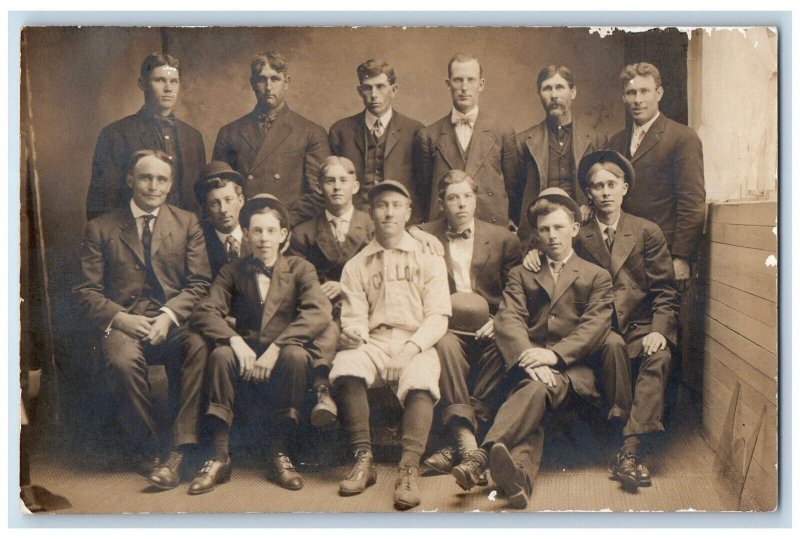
[308,322,339,372]
[101,324,207,451]
[623,344,673,437]
[435,331,500,433]
[482,367,572,483]
[593,331,633,423]
[205,343,311,429]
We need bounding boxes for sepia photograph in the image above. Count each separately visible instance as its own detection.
[16,21,780,516]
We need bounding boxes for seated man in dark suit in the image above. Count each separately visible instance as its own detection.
[188,195,333,494]
[74,149,211,489]
[451,188,629,509]
[525,151,679,491]
[213,51,331,226]
[416,169,522,475]
[194,161,248,279]
[329,59,425,221]
[86,53,206,221]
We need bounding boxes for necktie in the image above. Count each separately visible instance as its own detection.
[249,258,274,279]
[141,215,155,268]
[446,228,472,241]
[453,118,473,151]
[630,128,646,156]
[257,111,279,134]
[331,217,347,243]
[371,118,384,141]
[605,227,616,252]
[226,235,240,262]
[550,261,564,283]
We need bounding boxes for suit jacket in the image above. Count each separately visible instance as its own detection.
[418,218,521,312]
[494,255,613,404]
[190,254,332,349]
[74,204,212,331]
[605,113,706,260]
[86,108,207,221]
[287,209,374,283]
[329,110,424,220]
[416,111,520,226]
[515,119,606,247]
[575,212,679,358]
[212,105,331,227]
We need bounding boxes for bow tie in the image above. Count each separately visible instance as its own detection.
[154,114,176,128]
[248,258,274,278]
[446,228,472,240]
[257,111,279,125]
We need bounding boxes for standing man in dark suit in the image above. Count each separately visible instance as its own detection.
[451,188,629,509]
[188,194,333,494]
[605,62,706,283]
[74,150,211,489]
[329,59,425,221]
[213,52,331,227]
[86,53,206,221]
[416,54,520,227]
[516,65,607,248]
[417,169,521,475]
[194,161,248,279]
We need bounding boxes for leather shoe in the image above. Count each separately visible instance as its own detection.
[394,465,421,510]
[637,461,652,487]
[489,443,532,509]
[131,454,161,477]
[424,445,457,474]
[451,449,488,491]
[610,449,639,492]
[310,385,338,427]
[147,451,183,490]
[269,452,304,490]
[339,448,377,496]
[188,458,232,495]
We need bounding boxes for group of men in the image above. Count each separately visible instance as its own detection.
[73,49,705,511]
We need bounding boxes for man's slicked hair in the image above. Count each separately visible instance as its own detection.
[437,169,478,201]
[250,52,289,85]
[357,59,397,85]
[139,53,180,82]
[619,62,662,89]
[447,53,483,78]
[536,65,575,91]
[126,149,175,180]
[318,155,357,182]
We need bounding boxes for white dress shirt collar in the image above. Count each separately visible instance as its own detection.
[365,108,393,131]
[451,106,479,127]
[215,225,243,246]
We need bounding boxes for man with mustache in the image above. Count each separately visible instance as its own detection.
[416,53,520,228]
[515,65,608,249]
[86,53,206,221]
[329,59,425,222]
[213,51,331,227]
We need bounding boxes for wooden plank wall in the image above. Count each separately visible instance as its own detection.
[702,201,778,511]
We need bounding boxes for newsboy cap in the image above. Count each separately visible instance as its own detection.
[577,150,635,192]
[194,160,246,205]
[239,193,290,229]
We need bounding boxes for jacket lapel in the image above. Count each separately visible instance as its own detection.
[470,220,491,284]
[550,255,579,306]
[353,113,367,155]
[150,205,174,258]
[118,210,145,266]
[260,256,291,334]
[251,109,294,171]
[630,114,665,163]
[609,212,636,279]
[532,264,556,302]
[314,213,341,262]
[384,117,402,158]
[237,113,263,154]
[526,122,548,182]
[464,114,494,178]
[133,111,160,151]
[436,119,461,170]
[580,220,611,270]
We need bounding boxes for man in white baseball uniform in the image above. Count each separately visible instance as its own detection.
[330,180,451,511]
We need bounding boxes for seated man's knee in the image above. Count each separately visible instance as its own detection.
[208,345,238,372]
[278,344,311,373]
[603,331,627,353]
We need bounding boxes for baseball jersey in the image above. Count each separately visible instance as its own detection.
[340,231,451,352]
